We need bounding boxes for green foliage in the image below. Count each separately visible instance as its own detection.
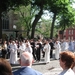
[0,0,31,11]
[14,5,33,37]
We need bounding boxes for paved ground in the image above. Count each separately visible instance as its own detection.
[11,58,62,75]
[9,50,63,75]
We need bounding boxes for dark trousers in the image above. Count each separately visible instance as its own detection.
[32,49,36,60]
[2,49,7,58]
[50,49,53,58]
[36,49,40,61]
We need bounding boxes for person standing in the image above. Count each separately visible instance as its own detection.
[18,41,26,56]
[36,39,42,62]
[49,39,54,58]
[2,40,7,58]
[9,40,18,65]
[13,52,42,75]
[30,39,36,60]
[43,39,51,63]
[25,43,32,53]
[61,39,69,51]
[68,39,74,52]
[54,41,61,60]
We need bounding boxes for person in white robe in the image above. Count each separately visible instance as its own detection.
[60,39,69,52]
[25,43,32,53]
[54,41,61,60]
[9,41,18,64]
[68,40,74,52]
[18,41,26,56]
[43,39,51,63]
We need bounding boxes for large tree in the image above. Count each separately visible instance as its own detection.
[31,0,48,39]
[0,0,30,39]
[47,0,75,39]
[14,5,32,38]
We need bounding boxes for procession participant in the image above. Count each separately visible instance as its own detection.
[30,39,36,60]
[43,39,51,63]
[25,43,32,53]
[49,39,54,58]
[7,41,11,59]
[42,39,46,58]
[61,39,69,51]
[68,39,74,52]
[35,39,42,62]
[54,41,61,60]
[9,40,18,65]
[18,41,26,56]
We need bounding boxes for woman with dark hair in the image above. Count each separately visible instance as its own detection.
[0,58,13,75]
[59,51,75,75]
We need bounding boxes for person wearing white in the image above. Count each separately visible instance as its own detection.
[61,39,69,51]
[54,41,61,60]
[25,43,32,53]
[68,40,74,52]
[43,40,51,63]
[10,41,18,64]
[18,41,26,56]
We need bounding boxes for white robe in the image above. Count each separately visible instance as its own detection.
[68,41,74,52]
[54,43,61,59]
[62,42,69,51]
[18,43,25,56]
[10,43,17,64]
[25,46,32,53]
[43,43,51,63]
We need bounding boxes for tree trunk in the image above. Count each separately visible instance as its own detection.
[31,7,43,39]
[50,13,57,39]
[0,10,2,39]
[27,29,30,38]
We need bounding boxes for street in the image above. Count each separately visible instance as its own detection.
[11,57,62,75]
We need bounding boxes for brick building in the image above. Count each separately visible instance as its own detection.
[59,27,75,40]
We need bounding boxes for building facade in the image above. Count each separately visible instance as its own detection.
[59,27,75,40]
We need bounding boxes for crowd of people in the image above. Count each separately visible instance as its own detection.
[0,38,75,63]
[0,38,75,75]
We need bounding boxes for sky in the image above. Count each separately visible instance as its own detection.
[72,3,75,8]
[42,3,75,20]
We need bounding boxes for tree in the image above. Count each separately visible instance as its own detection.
[0,0,30,39]
[31,0,48,39]
[14,5,32,38]
[47,0,75,39]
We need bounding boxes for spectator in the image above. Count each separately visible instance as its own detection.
[13,52,42,75]
[59,51,75,75]
[2,40,7,58]
[0,58,13,75]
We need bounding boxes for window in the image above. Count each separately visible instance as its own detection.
[69,30,71,35]
[72,30,73,35]
[2,17,9,30]
[64,30,66,35]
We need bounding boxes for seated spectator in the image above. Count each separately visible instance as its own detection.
[0,58,13,75]
[13,52,42,75]
[59,51,75,75]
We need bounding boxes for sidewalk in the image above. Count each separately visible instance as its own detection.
[43,67,62,75]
